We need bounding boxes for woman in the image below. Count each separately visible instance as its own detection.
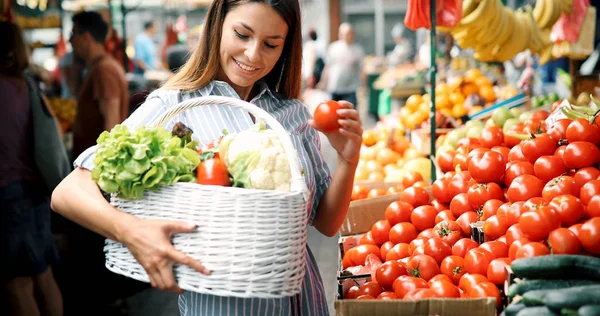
[1,21,64,316]
[51,0,362,315]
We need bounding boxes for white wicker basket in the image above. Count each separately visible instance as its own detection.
[103,96,309,298]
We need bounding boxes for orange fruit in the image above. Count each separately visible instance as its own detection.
[479,85,496,103]
[461,82,479,97]
[475,76,493,88]
[435,94,452,109]
[362,130,377,146]
[452,103,468,118]
[406,95,423,111]
[367,172,385,183]
[365,160,383,173]
[449,92,465,105]
[464,69,483,83]
[376,148,401,166]
[435,83,452,96]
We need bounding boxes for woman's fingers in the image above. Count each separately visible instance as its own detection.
[337,100,355,109]
[338,119,363,135]
[168,247,210,275]
[157,261,183,294]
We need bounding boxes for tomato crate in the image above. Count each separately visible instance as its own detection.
[334,296,497,316]
[337,233,370,278]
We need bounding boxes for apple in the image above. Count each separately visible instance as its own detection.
[466,125,484,138]
[485,118,496,127]
[444,129,466,148]
[465,119,484,130]
[509,107,524,118]
[519,111,534,122]
[492,108,514,127]
[502,118,520,134]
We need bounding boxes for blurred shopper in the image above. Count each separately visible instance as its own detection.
[0,21,68,316]
[387,23,412,66]
[319,23,365,108]
[69,11,129,160]
[302,28,325,89]
[134,21,158,75]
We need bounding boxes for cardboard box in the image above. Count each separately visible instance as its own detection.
[341,193,403,237]
[335,297,497,316]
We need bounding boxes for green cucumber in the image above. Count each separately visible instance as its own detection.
[511,255,600,281]
[544,286,600,310]
[508,279,599,297]
[577,305,600,316]
[521,289,548,307]
[515,306,558,316]
[504,302,527,316]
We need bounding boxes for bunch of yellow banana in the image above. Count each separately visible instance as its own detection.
[448,0,555,64]
[533,0,573,30]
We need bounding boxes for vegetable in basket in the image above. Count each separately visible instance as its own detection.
[92,123,201,200]
[218,121,291,191]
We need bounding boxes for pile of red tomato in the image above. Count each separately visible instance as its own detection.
[341,109,600,305]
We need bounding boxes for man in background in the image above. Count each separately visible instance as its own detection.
[134,21,158,75]
[319,23,365,108]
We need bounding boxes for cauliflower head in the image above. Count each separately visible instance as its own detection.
[218,122,291,191]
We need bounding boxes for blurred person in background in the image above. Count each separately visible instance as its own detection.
[387,23,412,66]
[69,11,129,160]
[302,28,325,89]
[318,23,365,108]
[0,21,67,316]
[134,21,158,75]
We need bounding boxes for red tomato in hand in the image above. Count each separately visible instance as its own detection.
[313,100,342,132]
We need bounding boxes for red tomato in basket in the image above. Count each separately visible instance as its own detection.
[197,151,231,186]
[313,100,342,132]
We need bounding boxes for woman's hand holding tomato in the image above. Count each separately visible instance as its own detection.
[310,100,362,166]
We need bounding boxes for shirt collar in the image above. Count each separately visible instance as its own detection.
[200,79,277,102]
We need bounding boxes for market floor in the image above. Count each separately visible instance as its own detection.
[121,88,377,316]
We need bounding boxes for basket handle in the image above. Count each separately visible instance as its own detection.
[152,95,308,196]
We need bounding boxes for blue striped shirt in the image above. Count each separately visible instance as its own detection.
[74,80,333,316]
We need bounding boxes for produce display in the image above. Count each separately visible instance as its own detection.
[92,121,293,199]
[399,69,519,130]
[339,94,600,309]
[48,97,77,132]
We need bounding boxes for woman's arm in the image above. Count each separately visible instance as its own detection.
[51,167,209,294]
[311,157,357,237]
[309,101,362,237]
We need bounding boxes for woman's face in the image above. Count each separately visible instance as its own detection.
[218,2,288,91]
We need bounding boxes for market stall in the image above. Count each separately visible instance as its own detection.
[337,0,600,315]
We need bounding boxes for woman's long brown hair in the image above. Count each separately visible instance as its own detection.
[162,0,302,99]
[0,22,30,78]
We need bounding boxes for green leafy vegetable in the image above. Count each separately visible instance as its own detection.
[92,124,200,200]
